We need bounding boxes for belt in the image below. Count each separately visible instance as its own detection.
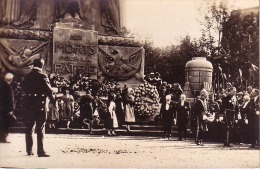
[28,94,46,97]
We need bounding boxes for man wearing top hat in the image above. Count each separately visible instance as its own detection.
[22,57,55,157]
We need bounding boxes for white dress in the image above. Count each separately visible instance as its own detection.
[109,101,118,128]
[125,95,135,122]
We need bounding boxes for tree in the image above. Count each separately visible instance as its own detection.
[199,0,230,60]
[222,10,259,88]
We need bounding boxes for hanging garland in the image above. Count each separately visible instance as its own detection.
[133,81,160,118]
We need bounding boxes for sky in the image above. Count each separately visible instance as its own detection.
[123,0,259,48]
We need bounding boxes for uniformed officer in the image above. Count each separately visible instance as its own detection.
[222,87,239,147]
[22,58,55,157]
[194,89,209,146]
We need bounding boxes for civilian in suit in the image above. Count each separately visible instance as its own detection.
[222,87,239,147]
[238,95,251,144]
[194,89,209,146]
[159,95,176,139]
[0,73,15,143]
[22,58,55,157]
[176,94,190,141]
[248,88,259,148]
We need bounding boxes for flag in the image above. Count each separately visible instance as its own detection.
[251,63,259,72]
[222,73,227,80]
[239,68,242,78]
[218,66,222,73]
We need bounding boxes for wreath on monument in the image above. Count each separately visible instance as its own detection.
[133,81,160,118]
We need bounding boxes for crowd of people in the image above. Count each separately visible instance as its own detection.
[0,58,259,157]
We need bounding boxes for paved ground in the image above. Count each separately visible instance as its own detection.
[0,133,259,168]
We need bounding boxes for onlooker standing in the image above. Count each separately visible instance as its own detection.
[208,94,220,141]
[159,95,175,139]
[248,88,259,148]
[106,93,118,136]
[46,94,59,129]
[0,73,15,143]
[22,58,55,157]
[79,92,94,134]
[124,88,135,131]
[58,89,74,128]
[114,88,124,127]
[172,83,183,102]
[194,89,209,146]
[239,95,251,144]
[176,94,190,141]
[222,87,239,147]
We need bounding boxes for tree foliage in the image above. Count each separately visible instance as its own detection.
[142,2,259,91]
[221,10,259,88]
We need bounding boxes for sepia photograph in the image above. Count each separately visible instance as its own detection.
[0,0,259,168]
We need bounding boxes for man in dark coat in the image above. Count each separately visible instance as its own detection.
[222,87,239,147]
[0,73,15,143]
[159,95,176,139]
[22,58,55,157]
[176,94,190,141]
[79,92,94,134]
[248,88,259,148]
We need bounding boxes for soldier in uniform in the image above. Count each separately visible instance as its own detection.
[222,87,239,147]
[22,58,55,157]
[194,89,209,146]
[248,88,259,148]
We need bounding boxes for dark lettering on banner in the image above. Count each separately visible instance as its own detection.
[54,63,96,75]
[54,42,97,56]
[58,56,90,62]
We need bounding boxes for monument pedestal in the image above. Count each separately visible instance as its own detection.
[52,21,98,79]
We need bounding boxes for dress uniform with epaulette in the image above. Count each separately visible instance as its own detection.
[22,58,55,157]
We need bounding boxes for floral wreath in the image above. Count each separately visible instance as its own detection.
[133,81,160,118]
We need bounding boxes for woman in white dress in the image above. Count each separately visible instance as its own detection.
[124,88,135,131]
[106,93,118,136]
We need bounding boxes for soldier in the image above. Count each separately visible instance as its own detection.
[194,89,209,146]
[222,87,239,147]
[22,58,55,157]
[248,88,259,148]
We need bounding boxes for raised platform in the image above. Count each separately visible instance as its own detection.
[10,121,193,138]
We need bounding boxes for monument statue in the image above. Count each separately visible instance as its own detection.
[13,0,37,28]
[100,0,121,35]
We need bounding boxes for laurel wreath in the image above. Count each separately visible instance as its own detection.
[133,81,160,118]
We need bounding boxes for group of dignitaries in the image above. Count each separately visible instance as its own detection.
[0,57,259,159]
[159,86,259,148]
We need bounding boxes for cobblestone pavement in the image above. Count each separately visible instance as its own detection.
[0,133,259,168]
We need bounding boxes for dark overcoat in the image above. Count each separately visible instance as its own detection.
[22,68,54,121]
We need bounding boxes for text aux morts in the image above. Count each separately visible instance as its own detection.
[54,34,97,74]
